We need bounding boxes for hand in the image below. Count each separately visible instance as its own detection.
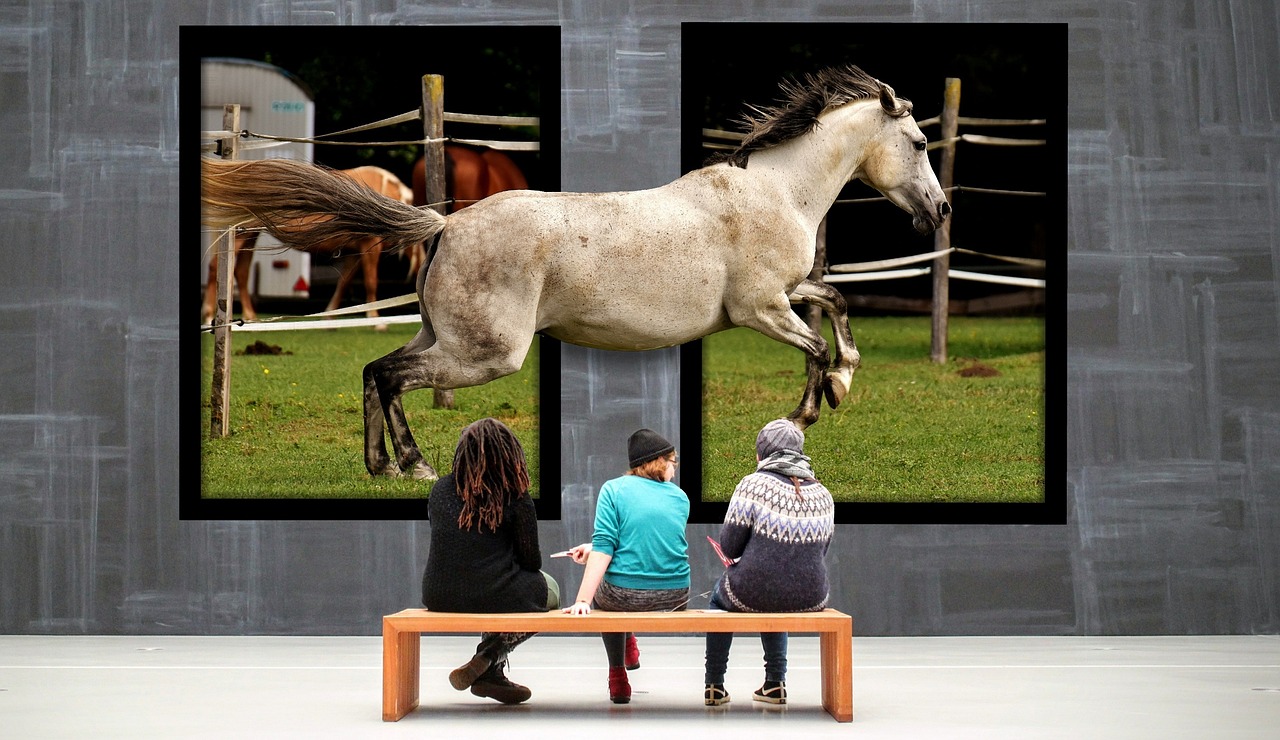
[563,600,592,615]
[568,543,592,565]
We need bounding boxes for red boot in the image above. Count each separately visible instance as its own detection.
[608,666,631,704]
[624,633,640,670]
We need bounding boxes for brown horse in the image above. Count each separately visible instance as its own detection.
[201,165,418,330]
[412,144,528,213]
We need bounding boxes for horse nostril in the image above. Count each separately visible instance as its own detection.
[939,201,952,218]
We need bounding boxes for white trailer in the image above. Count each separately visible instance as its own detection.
[201,58,314,303]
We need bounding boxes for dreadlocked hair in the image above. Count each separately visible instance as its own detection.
[453,418,530,533]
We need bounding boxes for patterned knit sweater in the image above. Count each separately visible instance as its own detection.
[421,474,548,613]
[716,470,834,613]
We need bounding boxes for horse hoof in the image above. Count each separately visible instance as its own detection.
[374,324,389,332]
[824,371,852,409]
[408,461,438,481]
[370,462,401,478]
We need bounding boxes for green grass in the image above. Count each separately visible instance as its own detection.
[201,316,1041,505]
[700,316,1044,504]
[200,324,539,499]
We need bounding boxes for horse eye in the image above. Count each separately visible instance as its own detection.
[913,140,927,151]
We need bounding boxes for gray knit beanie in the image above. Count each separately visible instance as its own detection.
[628,428,675,469]
[756,418,804,458]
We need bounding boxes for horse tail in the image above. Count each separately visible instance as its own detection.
[201,158,446,258]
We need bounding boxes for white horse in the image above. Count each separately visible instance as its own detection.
[202,65,950,480]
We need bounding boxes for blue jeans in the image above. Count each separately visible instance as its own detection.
[703,575,788,684]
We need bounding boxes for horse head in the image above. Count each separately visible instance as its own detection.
[855,91,951,235]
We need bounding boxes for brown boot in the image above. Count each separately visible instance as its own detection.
[448,654,491,691]
[469,662,531,705]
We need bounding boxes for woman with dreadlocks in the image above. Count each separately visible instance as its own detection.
[702,419,834,709]
[422,418,559,705]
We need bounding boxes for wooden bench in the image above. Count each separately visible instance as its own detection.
[382,608,853,722]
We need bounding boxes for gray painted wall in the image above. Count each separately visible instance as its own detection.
[1,1,1277,636]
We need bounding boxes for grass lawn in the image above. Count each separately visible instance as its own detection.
[200,324,540,499]
[699,316,1044,503]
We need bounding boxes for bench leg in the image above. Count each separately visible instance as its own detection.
[819,621,853,722]
[382,620,421,721]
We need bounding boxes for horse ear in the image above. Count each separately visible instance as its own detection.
[878,86,896,113]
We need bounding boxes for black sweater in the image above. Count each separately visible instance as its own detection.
[421,474,548,613]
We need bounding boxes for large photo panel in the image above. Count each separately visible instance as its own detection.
[182,25,562,520]
[680,22,1065,524]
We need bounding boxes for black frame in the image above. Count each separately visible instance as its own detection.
[180,25,562,520]
[679,22,1066,525]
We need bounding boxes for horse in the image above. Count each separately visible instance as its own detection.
[201,65,951,480]
[411,144,528,212]
[200,165,420,331]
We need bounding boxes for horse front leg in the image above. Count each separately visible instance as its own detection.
[735,297,832,429]
[790,351,829,430]
[789,279,861,409]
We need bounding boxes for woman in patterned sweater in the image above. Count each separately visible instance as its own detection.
[703,419,835,707]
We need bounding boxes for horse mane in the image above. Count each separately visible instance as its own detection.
[707,65,914,168]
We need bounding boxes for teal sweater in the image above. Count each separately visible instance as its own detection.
[592,475,691,590]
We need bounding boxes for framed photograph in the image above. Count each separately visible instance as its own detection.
[679,22,1065,524]
[181,25,562,520]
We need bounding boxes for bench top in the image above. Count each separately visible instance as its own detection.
[384,608,851,633]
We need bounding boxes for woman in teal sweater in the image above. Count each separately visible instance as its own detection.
[564,428,690,704]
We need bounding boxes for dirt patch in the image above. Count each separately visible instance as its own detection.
[958,362,1000,378]
[237,340,292,356]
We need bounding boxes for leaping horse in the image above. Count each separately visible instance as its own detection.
[202,66,950,480]
[200,165,419,330]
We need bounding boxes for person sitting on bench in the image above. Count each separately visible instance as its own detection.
[421,418,560,705]
[703,419,835,708]
[563,428,691,704]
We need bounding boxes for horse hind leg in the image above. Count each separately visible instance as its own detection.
[362,325,436,478]
[364,323,533,479]
[789,279,861,409]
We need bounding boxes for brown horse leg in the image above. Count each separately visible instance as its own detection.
[789,279,861,408]
[360,241,387,331]
[326,254,362,316]
[201,230,258,324]
[202,255,219,325]
[234,232,256,320]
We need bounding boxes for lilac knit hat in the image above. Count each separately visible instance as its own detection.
[756,418,804,458]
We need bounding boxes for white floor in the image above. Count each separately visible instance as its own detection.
[2,634,1278,739]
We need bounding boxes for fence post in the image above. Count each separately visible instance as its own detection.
[210,103,239,438]
[421,74,455,409]
[931,78,960,364]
